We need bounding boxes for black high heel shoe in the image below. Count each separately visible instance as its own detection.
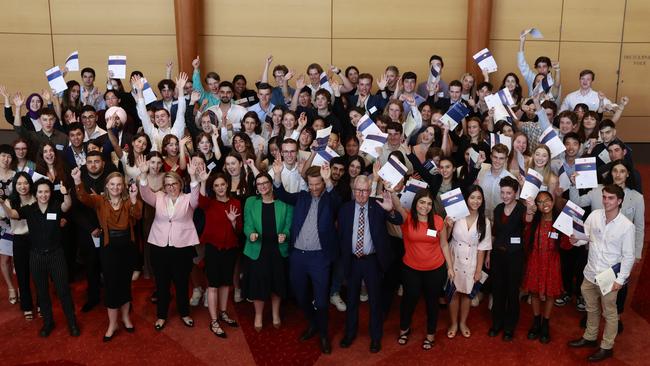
[103,329,117,342]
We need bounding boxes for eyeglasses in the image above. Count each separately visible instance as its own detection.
[164,182,180,188]
[81,115,96,120]
[256,181,271,187]
[353,189,371,194]
[14,147,27,151]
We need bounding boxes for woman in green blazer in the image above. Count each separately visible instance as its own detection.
[243,172,293,331]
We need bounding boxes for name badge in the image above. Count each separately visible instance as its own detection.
[368,106,377,114]
[437,92,445,98]
[54,184,61,191]
[207,162,217,171]
[540,184,548,192]
[548,232,559,239]
[248,96,256,102]
[426,229,437,238]
[55,144,64,151]
[510,237,521,244]
[235,98,247,105]
[46,213,57,220]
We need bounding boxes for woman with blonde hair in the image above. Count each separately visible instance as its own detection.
[72,168,142,342]
[524,144,559,200]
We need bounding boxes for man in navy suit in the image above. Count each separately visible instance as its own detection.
[150,79,179,121]
[273,162,340,354]
[346,73,388,120]
[337,176,403,353]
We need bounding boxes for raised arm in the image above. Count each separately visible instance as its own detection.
[330,66,354,93]
[289,75,305,112]
[132,75,154,136]
[260,55,272,83]
[191,56,208,101]
[71,167,100,209]
[105,115,124,158]
[171,72,188,138]
[60,185,72,212]
[611,96,628,124]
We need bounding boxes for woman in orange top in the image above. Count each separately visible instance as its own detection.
[391,188,454,350]
[71,168,142,342]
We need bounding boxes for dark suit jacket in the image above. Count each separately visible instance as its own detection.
[274,184,341,262]
[346,93,388,119]
[337,199,403,275]
[150,99,179,121]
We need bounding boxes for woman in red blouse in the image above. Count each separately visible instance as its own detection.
[523,191,563,344]
[198,171,243,338]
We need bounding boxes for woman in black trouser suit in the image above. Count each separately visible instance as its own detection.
[488,177,526,341]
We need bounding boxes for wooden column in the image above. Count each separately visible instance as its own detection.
[466,0,493,81]
[174,0,199,75]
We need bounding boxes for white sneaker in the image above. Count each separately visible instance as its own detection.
[203,292,209,308]
[190,287,203,306]
[233,288,243,303]
[330,293,347,312]
[360,287,369,303]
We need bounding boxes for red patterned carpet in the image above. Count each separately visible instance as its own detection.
[1,166,650,366]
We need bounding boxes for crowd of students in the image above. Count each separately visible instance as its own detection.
[0,29,642,362]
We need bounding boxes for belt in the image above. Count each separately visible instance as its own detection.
[108,229,130,238]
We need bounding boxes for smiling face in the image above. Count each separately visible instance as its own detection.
[500,186,516,205]
[415,195,433,217]
[256,175,272,196]
[602,190,622,213]
[198,136,211,155]
[0,152,12,170]
[353,178,371,205]
[164,137,179,157]
[86,155,104,175]
[219,86,233,104]
[358,77,371,96]
[35,183,51,205]
[467,190,483,212]
[15,176,30,196]
[106,176,124,198]
[14,142,28,159]
[233,136,246,153]
[564,138,580,158]
[163,176,181,197]
[348,160,362,178]
[388,103,402,121]
[535,192,553,215]
[282,113,296,131]
[439,159,454,179]
[505,75,517,91]
[559,117,574,135]
[533,147,549,168]
[307,68,320,85]
[224,156,242,176]
[42,145,56,165]
[579,73,593,89]
[467,120,481,138]
[582,115,597,130]
[133,136,148,154]
[513,135,528,154]
[68,129,84,148]
[148,156,163,174]
[213,177,228,198]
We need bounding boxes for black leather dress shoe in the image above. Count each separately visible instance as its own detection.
[69,325,80,337]
[588,348,613,362]
[299,326,317,342]
[320,337,332,354]
[568,338,598,348]
[39,324,54,337]
[488,327,501,337]
[339,336,354,348]
[502,330,514,341]
[369,340,381,353]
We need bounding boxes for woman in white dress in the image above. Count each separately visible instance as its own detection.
[443,185,492,339]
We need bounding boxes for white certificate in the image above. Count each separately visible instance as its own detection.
[314,126,332,150]
[524,27,544,39]
[553,200,585,237]
[360,132,388,158]
[142,78,158,105]
[440,102,470,131]
[468,148,480,166]
[472,48,498,73]
[107,55,127,79]
[45,66,67,94]
[357,114,382,137]
[539,126,566,158]
[441,187,470,221]
[319,71,333,94]
[575,157,598,189]
[490,133,512,153]
[520,168,544,200]
[595,267,617,296]
[598,148,611,164]
[312,146,339,167]
[378,155,408,188]
[65,51,79,72]
[399,178,428,210]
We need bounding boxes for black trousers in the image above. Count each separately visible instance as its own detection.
[77,229,101,304]
[345,254,383,342]
[13,234,34,312]
[100,235,135,309]
[400,264,446,334]
[490,249,524,332]
[381,235,404,319]
[150,244,194,319]
[560,245,587,298]
[30,247,76,328]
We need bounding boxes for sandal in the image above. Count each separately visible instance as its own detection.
[8,289,17,305]
[219,311,239,328]
[447,324,458,339]
[181,316,194,328]
[23,311,34,321]
[210,319,227,338]
[154,319,166,331]
[397,328,411,345]
[422,336,435,350]
[460,324,471,338]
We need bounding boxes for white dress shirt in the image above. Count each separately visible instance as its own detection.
[560,88,611,112]
[575,209,635,285]
[268,163,306,193]
[477,164,515,221]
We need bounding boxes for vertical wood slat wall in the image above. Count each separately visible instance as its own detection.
[0,0,648,141]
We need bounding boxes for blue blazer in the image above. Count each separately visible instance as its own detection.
[274,184,341,262]
[337,199,403,275]
[149,99,179,121]
[346,93,388,119]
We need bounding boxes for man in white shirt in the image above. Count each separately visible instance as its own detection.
[79,106,107,143]
[134,73,187,151]
[477,144,514,221]
[568,185,635,362]
[207,81,247,147]
[80,67,106,111]
[268,139,306,193]
[560,70,612,112]
[517,30,552,94]
[247,83,274,122]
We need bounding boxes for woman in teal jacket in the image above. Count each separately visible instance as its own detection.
[243,172,292,331]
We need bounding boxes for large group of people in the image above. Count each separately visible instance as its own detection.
[0,29,642,363]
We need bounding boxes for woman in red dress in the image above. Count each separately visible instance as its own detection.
[523,191,562,344]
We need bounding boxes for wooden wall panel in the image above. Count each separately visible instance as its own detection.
[614,117,650,143]
[332,39,466,88]
[53,35,178,84]
[489,40,560,95]
[617,43,650,116]
[202,0,331,38]
[623,0,650,43]
[561,0,625,42]
[50,0,175,35]
[558,42,620,100]
[0,0,50,34]
[490,0,563,41]
[200,36,331,84]
[332,0,467,39]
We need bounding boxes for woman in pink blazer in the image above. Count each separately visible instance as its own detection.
[137,155,203,331]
